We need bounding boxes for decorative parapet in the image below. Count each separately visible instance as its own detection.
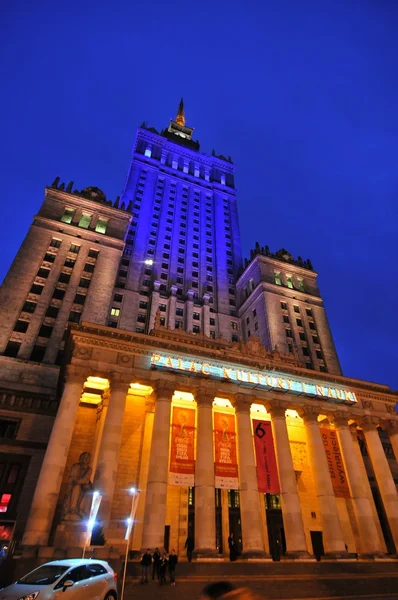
[48,178,133,213]
[244,243,314,271]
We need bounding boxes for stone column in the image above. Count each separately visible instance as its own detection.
[186,289,194,333]
[383,419,398,464]
[149,281,160,332]
[194,388,218,556]
[141,381,174,550]
[95,373,131,531]
[349,424,387,553]
[168,286,177,330]
[23,365,87,546]
[360,416,398,550]
[331,413,384,556]
[267,402,309,558]
[235,394,267,557]
[299,406,347,556]
[202,294,210,338]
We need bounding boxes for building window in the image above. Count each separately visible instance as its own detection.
[43,253,56,263]
[4,341,21,358]
[306,308,313,317]
[30,283,44,295]
[231,322,238,330]
[309,322,316,330]
[109,307,120,316]
[78,213,92,229]
[274,272,282,285]
[64,258,76,269]
[232,334,239,342]
[136,327,145,333]
[302,346,310,356]
[22,301,36,313]
[294,305,300,313]
[254,322,259,331]
[285,329,292,338]
[114,293,123,302]
[58,272,71,284]
[297,279,305,292]
[160,317,166,326]
[247,330,251,337]
[299,332,306,341]
[210,318,215,326]
[78,278,90,289]
[13,320,29,333]
[83,263,95,273]
[296,319,303,327]
[108,321,118,328]
[38,324,53,338]
[193,312,200,320]
[176,308,184,316]
[46,306,59,318]
[53,287,66,299]
[139,301,148,309]
[49,238,62,248]
[280,302,287,310]
[30,345,46,362]
[137,314,146,323]
[312,335,319,344]
[286,276,294,289]
[0,419,19,439]
[69,311,81,323]
[159,304,167,312]
[95,218,108,234]
[316,350,323,359]
[88,249,99,259]
[60,208,75,224]
[320,365,327,373]
[37,267,50,279]
[193,325,200,334]
[283,316,289,323]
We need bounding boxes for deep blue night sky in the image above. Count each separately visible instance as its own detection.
[1,1,397,388]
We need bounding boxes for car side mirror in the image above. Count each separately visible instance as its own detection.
[62,580,74,590]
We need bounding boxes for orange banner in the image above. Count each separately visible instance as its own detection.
[214,411,239,489]
[320,428,350,498]
[169,406,195,486]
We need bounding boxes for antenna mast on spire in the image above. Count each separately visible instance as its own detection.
[176,98,185,126]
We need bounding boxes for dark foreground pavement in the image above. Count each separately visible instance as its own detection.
[121,560,398,600]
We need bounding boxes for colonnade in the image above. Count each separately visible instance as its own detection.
[23,366,398,560]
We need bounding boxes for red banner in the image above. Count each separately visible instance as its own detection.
[169,406,195,486]
[320,427,350,498]
[214,411,239,489]
[253,420,280,494]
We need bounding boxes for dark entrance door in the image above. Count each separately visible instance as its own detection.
[215,489,223,554]
[228,490,242,556]
[310,531,324,561]
[265,494,285,561]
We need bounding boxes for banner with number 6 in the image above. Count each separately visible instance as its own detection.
[253,419,280,494]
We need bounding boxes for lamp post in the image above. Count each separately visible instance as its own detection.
[121,487,140,600]
[82,490,102,559]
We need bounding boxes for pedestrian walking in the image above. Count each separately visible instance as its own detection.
[228,532,238,562]
[185,533,194,562]
[152,547,161,580]
[168,548,178,585]
[140,548,152,584]
[159,552,168,585]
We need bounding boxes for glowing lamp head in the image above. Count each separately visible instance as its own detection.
[126,517,132,525]
[130,487,137,494]
[93,490,99,498]
[144,259,153,266]
[88,518,96,528]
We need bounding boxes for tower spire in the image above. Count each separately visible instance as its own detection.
[176,98,185,126]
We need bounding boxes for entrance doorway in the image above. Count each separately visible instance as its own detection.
[228,490,242,556]
[310,531,324,561]
[265,494,286,561]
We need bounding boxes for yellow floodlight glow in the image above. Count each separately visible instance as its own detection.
[286,409,300,419]
[213,397,233,408]
[80,392,102,405]
[173,390,195,402]
[129,383,153,396]
[85,376,109,391]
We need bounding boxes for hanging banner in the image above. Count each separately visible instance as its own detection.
[169,406,195,486]
[252,420,280,494]
[320,428,350,498]
[214,411,239,489]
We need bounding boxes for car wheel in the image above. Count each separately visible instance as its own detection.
[104,593,116,600]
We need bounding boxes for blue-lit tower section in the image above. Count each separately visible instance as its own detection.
[111,101,243,341]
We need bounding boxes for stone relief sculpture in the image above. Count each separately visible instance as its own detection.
[63,452,93,520]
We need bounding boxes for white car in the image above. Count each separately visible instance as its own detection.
[0,558,118,600]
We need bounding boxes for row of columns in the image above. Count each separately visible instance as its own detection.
[23,367,398,561]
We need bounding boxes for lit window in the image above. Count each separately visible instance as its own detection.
[60,208,75,224]
[78,213,92,229]
[0,494,12,513]
[274,272,282,286]
[231,322,238,330]
[297,278,305,292]
[111,307,120,316]
[95,218,108,234]
[286,276,294,289]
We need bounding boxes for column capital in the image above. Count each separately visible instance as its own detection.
[381,419,398,435]
[359,415,379,432]
[194,387,214,407]
[265,400,288,419]
[110,372,132,393]
[349,423,360,441]
[297,405,321,423]
[64,365,89,385]
[154,380,175,400]
[233,393,251,413]
[328,411,350,429]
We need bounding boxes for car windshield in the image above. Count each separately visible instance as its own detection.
[18,565,70,585]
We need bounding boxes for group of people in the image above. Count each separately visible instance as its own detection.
[140,548,178,585]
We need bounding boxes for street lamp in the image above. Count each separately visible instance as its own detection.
[121,487,140,600]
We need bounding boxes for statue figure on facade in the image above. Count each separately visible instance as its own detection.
[63,452,93,520]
